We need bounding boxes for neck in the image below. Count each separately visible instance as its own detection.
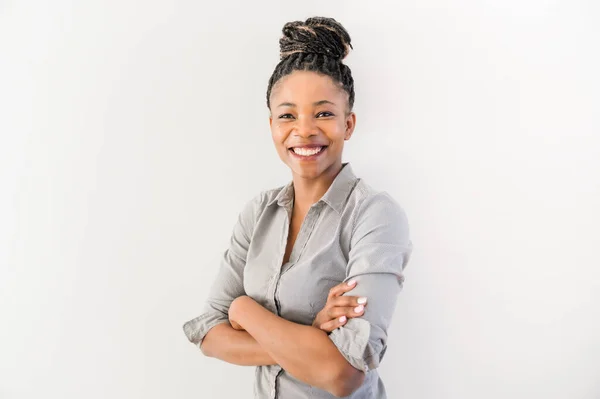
[291,161,344,210]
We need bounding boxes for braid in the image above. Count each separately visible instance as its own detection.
[266,17,355,111]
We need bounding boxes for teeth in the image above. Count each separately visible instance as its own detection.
[293,147,323,156]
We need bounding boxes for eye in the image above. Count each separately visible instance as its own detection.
[316,111,334,118]
[278,113,294,119]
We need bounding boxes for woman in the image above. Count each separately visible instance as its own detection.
[183,17,413,398]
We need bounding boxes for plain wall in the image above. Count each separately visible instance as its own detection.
[1,1,599,398]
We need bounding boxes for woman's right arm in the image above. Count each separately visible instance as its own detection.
[183,194,276,367]
[201,324,275,366]
[203,279,366,366]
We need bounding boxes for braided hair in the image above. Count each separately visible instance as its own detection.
[266,17,355,112]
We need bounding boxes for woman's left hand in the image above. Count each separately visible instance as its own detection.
[312,280,367,333]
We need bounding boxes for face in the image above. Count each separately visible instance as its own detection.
[269,71,356,181]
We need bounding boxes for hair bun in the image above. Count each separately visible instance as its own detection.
[279,17,352,61]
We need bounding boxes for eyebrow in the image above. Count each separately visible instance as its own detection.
[277,100,336,108]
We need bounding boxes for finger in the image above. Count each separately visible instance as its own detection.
[352,304,366,316]
[327,305,366,320]
[319,316,348,333]
[328,279,358,299]
[325,298,363,318]
[329,295,368,309]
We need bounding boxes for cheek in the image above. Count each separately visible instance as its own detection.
[271,128,290,151]
[325,125,348,145]
[322,119,346,134]
[270,126,284,141]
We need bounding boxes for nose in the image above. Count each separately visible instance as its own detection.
[294,116,318,138]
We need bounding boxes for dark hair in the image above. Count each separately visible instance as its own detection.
[266,17,355,111]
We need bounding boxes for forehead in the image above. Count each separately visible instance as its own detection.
[271,71,346,104]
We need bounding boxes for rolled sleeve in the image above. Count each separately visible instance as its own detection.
[329,192,413,372]
[182,194,262,346]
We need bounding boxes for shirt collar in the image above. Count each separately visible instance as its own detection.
[268,163,358,214]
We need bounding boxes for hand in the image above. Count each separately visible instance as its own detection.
[312,279,368,333]
[229,296,249,331]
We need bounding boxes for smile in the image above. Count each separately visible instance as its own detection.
[289,146,328,159]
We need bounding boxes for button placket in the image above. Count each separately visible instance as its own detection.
[271,203,321,399]
[270,206,290,316]
[281,203,323,277]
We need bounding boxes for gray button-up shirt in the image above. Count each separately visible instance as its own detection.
[183,163,413,398]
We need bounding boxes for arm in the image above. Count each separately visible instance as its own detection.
[328,192,413,373]
[201,324,275,366]
[182,193,276,367]
[230,296,365,397]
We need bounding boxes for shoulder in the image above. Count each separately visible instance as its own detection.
[348,180,411,247]
[236,185,286,226]
[350,180,408,222]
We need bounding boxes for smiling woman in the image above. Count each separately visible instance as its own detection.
[183,16,413,399]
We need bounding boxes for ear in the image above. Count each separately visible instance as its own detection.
[344,112,356,140]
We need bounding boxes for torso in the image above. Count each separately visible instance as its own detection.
[236,163,407,398]
[240,170,400,399]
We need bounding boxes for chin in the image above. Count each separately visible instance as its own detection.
[290,162,332,180]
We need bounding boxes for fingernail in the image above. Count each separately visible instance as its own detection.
[354,305,364,313]
[339,316,347,323]
[357,297,367,305]
[347,280,357,286]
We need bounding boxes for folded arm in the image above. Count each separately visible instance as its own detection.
[200,323,276,366]
[229,295,365,397]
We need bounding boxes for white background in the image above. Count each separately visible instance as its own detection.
[1,1,599,398]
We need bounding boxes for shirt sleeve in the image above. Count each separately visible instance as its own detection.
[182,193,262,347]
[328,191,413,372]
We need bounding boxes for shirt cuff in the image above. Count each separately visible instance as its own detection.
[183,312,229,346]
[328,318,384,373]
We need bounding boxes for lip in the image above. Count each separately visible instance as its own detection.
[288,145,328,161]
[287,144,328,150]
